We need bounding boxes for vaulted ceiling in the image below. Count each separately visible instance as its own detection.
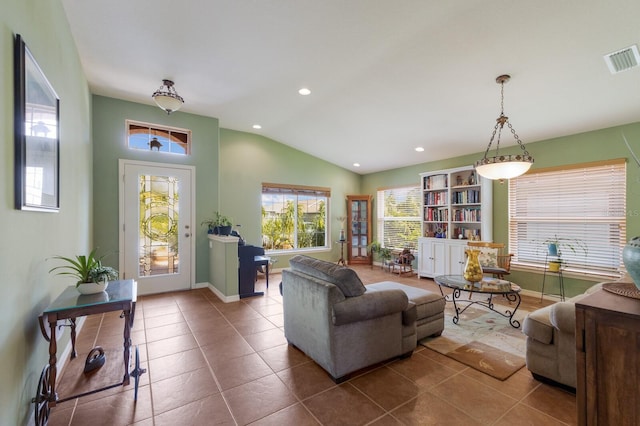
[61,0,640,174]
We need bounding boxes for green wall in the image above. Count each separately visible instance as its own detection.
[90,106,361,284]
[2,3,639,423]
[362,122,640,297]
[219,128,362,267]
[1,1,92,424]
[92,95,220,285]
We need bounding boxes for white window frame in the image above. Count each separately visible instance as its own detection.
[376,185,422,251]
[508,159,627,279]
[261,183,330,254]
[126,120,191,155]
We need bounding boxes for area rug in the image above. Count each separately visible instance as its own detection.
[419,304,528,380]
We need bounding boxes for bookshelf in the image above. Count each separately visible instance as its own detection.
[418,165,493,278]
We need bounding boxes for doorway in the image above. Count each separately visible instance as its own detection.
[119,160,195,295]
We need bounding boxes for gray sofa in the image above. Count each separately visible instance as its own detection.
[522,274,631,388]
[282,255,443,382]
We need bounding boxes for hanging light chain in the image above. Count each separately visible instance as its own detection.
[482,74,530,159]
[506,122,530,156]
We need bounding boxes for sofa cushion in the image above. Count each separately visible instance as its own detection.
[367,281,445,319]
[289,255,366,297]
[522,306,554,344]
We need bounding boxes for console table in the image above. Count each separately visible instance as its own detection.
[33,279,143,425]
[576,288,640,424]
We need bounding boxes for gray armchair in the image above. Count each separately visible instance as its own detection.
[281,255,416,382]
[522,276,631,388]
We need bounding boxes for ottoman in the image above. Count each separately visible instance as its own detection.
[367,281,446,340]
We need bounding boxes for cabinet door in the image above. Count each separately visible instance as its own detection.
[432,240,446,277]
[447,242,466,275]
[418,238,432,277]
[577,292,640,426]
[418,238,446,277]
[584,309,640,424]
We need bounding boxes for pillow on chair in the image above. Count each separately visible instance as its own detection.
[477,248,499,268]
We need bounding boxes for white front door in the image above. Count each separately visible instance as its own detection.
[119,160,195,295]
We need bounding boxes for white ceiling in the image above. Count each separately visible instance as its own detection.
[60,0,640,174]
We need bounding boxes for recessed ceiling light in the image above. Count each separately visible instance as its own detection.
[353,163,360,167]
[298,88,311,96]
[415,147,425,152]
[252,124,262,129]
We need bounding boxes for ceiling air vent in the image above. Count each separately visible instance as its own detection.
[604,45,640,74]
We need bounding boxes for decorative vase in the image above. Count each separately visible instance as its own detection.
[622,237,640,290]
[77,281,109,295]
[463,249,483,283]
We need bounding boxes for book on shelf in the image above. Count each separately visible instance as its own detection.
[425,207,449,222]
[452,189,481,204]
[424,174,448,190]
[453,208,481,222]
[424,191,447,206]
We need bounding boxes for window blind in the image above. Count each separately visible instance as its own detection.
[508,159,627,278]
[376,186,421,250]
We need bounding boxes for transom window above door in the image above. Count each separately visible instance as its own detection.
[126,120,191,155]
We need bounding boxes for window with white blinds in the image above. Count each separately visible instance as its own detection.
[508,159,627,278]
[376,185,421,250]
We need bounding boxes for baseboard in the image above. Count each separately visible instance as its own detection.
[206,284,240,303]
[192,281,210,289]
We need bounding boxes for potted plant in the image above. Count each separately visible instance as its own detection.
[368,241,392,267]
[49,248,119,294]
[202,211,233,235]
[542,235,587,271]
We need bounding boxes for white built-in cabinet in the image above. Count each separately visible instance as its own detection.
[418,165,492,278]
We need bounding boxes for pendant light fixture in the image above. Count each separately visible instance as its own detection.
[152,79,184,114]
[475,74,533,181]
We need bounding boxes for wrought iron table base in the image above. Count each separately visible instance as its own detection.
[440,287,522,328]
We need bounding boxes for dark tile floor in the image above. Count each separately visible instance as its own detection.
[48,265,576,425]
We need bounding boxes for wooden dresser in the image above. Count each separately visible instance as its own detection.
[575,288,640,425]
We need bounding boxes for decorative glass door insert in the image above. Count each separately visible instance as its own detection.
[138,174,179,276]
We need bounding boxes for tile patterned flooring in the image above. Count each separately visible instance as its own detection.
[48,266,576,425]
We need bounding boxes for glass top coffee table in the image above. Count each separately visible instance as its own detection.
[434,275,522,328]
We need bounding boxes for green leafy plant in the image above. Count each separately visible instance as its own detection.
[368,241,392,262]
[88,265,119,283]
[542,235,588,259]
[49,248,118,287]
[201,211,232,229]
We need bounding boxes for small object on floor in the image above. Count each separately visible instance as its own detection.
[83,346,106,374]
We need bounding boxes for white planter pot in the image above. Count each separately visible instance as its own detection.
[77,281,109,295]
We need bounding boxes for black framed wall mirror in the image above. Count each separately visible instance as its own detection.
[14,34,60,212]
